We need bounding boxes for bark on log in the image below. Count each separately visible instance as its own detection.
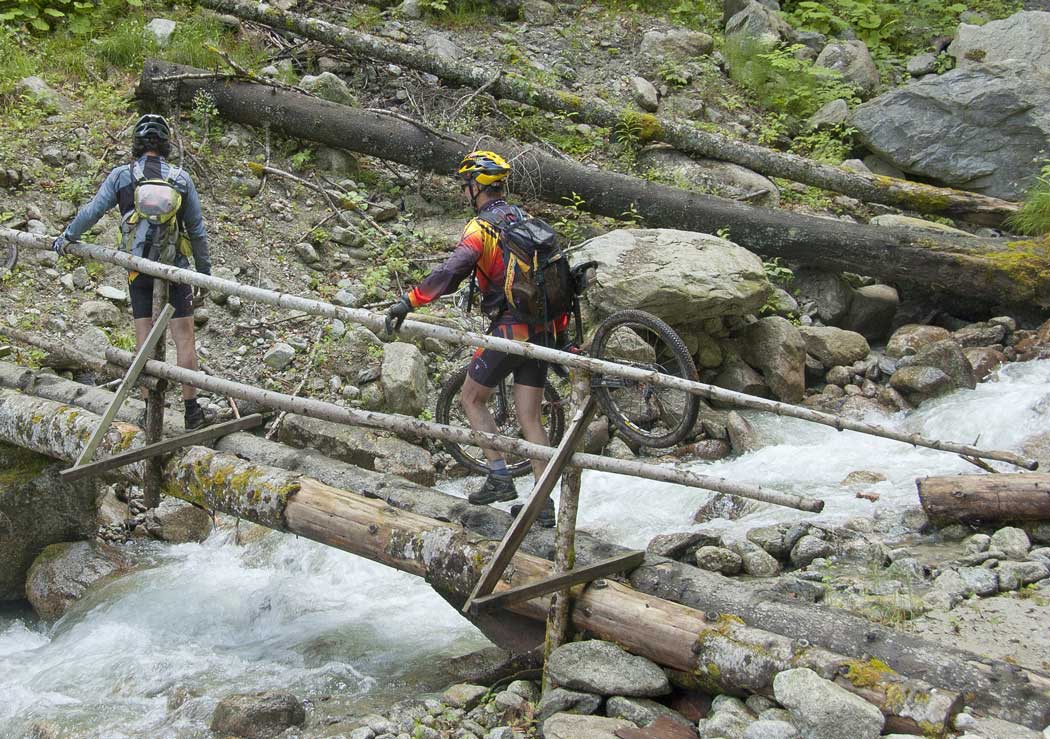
[197,0,1018,225]
[918,473,1050,525]
[3,363,1048,729]
[137,61,1050,310]
[0,387,961,733]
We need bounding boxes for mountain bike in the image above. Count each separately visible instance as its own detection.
[435,268,700,476]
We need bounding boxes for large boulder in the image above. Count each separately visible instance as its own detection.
[815,40,880,98]
[16,76,73,113]
[741,317,805,402]
[0,444,101,603]
[949,11,1050,69]
[211,691,305,739]
[639,28,715,63]
[792,268,853,325]
[850,61,1050,200]
[885,324,951,358]
[773,668,884,739]
[380,341,428,417]
[798,326,870,367]
[145,498,213,543]
[279,414,434,485]
[546,640,670,697]
[726,0,795,46]
[889,366,953,403]
[574,229,769,329]
[842,284,899,341]
[638,146,779,207]
[25,541,129,621]
[900,339,976,391]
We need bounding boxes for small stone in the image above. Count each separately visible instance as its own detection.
[695,546,743,575]
[226,295,242,315]
[744,720,799,739]
[263,342,296,370]
[210,691,305,738]
[991,526,1030,559]
[350,727,375,739]
[957,566,998,596]
[442,683,488,711]
[505,680,539,703]
[790,534,832,568]
[334,289,359,307]
[96,285,128,303]
[605,696,693,728]
[294,241,320,264]
[145,18,178,47]
[629,76,659,112]
[963,534,991,554]
[536,687,601,722]
[72,266,90,289]
[997,561,1049,591]
[734,541,781,577]
[75,300,121,327]
[546,640,670,697]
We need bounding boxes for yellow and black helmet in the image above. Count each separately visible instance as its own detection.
[457,150,511,187]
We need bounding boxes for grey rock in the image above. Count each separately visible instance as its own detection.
[886,324,951,358]
[96,285,128,303]
[747,523,792,559]
[790,534,832,568]
[863,155,906,178]
[71,266,90,289]
[210,691,306,738]
[957,566,999,596]
[25,541,128,620]
[964,534,992,553]
[694,491,761,522]
[441,683,488,711]
[424,32,463,63]
[226,295,242,315]
[16,76,73,112]
[698,708,752,739]
[696,545,744,575]
[263,342,296,371]
[333,289,360,308]
[773,667,884,739]
[640,28,715,62]
[997,561,1049,591]
[808,98,849,129]
[890,366,953,402]
[842,284,898,341]
[723,0,780,26]
[902,339,976,391]
[825,365,852,386]
[964,346,1006,381]
[536,688,601,722]
[637,146,779,207]
[733,540,781,577]
[715,355,770,398]
[380,342,428,416]
[630,76,660,112]
[742,316,806,403]
[949,11,1050,69]
[574,229,769,327]
[149,497,212,543]
[798,326,870,367]
[816,40,880,98]
[300,72,356,106]
[546,640,670,697]
[954,321,1007,347]
[793,268,854,324]
[75,300,121,327]
[350,728,375,739]
[766,286,799,316]
[744,720,799,739]
[646,530,721,559]
[521,0,557,25]
[726,410,759,454]
[294,242,320,264]
[726,0,795,46]
[869,214,971,235]
[759,708,794,723]
[745,695,775,715]
[606,696,692,727]
[145,18,177,47]
[850,61,1050,200]
[542,713,636,739]
[907,52,939,77]
[332,225,363,248]
[493,690,527,718]
[991,526,1031,559]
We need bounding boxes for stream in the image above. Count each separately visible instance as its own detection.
[2,359,1048,737]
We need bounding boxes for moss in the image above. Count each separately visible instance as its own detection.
[0,445,49,487]
[717,613,745,627]
[555,91,584,110]
[983,236,1050,299]
[873,175,952,211]
[633,113,663,142]
[844,657,897,688]
[114,427,138,452]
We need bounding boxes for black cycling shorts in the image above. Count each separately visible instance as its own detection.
[467,324,552,389]
[129,274,193,320]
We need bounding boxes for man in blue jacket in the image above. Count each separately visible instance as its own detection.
[53,114,213,430]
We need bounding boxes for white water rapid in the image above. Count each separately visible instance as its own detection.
[3,359,1048,737]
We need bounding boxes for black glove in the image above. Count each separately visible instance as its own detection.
[52,235,71,256]
[384,296,412,335]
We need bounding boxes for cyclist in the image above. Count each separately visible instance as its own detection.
[385,150,567,527]
[52,114,213,431]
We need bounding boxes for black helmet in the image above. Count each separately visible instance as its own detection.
[133,114,170,145]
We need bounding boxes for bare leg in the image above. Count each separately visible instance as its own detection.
[459,375,502,466]
[513,383,549,480]
[168,316,199,401]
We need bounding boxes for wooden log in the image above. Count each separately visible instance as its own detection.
[0,388,962,732]
[4,364,1048,729]
[196,0,1019,225]
[918,473,1050,525]
[137,61,1050,311]
[1,229,1035,472]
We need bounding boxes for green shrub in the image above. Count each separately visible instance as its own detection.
[724,37,858,130]
[1007,164,1050,236]
[91,15,155,68]
[0,0,140,35]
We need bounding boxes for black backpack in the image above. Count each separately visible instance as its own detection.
[476,206,576,328]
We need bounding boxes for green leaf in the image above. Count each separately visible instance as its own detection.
[947,3,967,11]
[127,0,143,5]
[44,8,66,16]
[30,17,50,30]
[69,15,90,33]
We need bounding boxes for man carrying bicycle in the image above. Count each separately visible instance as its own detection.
[385,150,566,527]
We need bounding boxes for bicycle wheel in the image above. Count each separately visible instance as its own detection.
[435,366,566,478]
[590,309,700,448]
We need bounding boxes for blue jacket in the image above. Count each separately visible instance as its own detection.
[62,155,211,275]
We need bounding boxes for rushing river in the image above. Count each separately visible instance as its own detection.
[2,359,1049,737]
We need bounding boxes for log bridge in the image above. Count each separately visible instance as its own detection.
[1,232,1049,732]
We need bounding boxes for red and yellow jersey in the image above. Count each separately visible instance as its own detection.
[407,200,569,335]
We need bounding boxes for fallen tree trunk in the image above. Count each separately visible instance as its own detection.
[918,473,1050,525]
[0,387,962,733]
[138,60,1050,310]
[197,0,1018,225]
[3,363,1048,728]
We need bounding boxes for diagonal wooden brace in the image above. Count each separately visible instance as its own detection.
[462,395,598,614]
[70,303,175,469]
